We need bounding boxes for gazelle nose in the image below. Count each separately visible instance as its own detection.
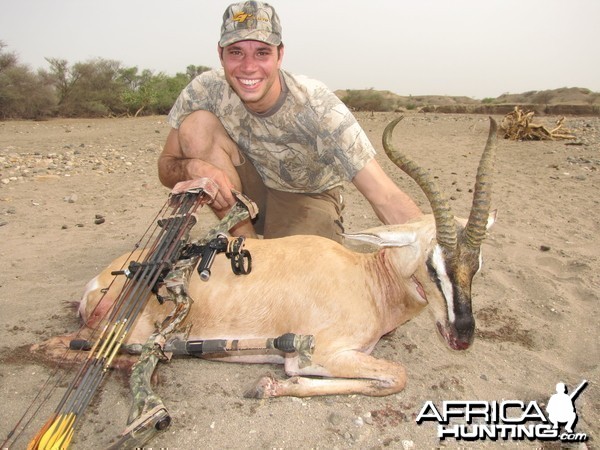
[454,313,475,336]
[449,300,475,347]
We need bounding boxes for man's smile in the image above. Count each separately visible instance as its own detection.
[239,78,261,87]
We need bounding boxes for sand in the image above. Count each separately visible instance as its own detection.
[0,112,598,448]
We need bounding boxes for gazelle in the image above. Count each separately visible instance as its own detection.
[40,117,497,398]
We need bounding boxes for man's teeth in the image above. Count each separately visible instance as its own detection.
[240,79,259,86]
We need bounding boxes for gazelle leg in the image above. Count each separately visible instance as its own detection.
[245,351,407,398]
[30,330,140,371]
[30,332,84,364]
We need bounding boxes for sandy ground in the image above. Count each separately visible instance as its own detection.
[0,112,598,449]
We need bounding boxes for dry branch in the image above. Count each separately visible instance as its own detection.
[500,107,575,141]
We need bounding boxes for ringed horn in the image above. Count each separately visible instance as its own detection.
[382,116,497,252]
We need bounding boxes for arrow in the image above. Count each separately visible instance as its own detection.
[24,186,214,449]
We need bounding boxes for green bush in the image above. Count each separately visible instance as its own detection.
[0,42,212,119]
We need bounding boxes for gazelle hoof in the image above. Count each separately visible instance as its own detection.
[243,372,279,398]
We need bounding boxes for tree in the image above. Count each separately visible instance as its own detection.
[154,72,190,114]
[0,42,55,119]
[41,58,76,108]
[119,67,154,116]
[0,41,213,119]
[119,68,190,116]
[0,42,18,71]
[41,57,125,116]
[185,65,211,80]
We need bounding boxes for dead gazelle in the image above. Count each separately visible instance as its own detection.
[42,117,498,399]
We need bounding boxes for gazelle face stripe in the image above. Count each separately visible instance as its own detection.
[429,245,455,323]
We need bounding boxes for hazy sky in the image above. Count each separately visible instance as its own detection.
[2,0,599,99]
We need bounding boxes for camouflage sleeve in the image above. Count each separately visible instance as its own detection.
[330,103,376,180]
[167,70,224,129]
[312,83,376,181]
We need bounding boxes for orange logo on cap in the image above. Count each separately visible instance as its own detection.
[232,12,253,23]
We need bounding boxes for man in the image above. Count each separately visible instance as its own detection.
[158,1,421,242]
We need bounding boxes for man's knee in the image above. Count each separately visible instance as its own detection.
[179,110,241,164]
[180,109,222,131]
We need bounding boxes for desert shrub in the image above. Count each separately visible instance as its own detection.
[532,91,555,106]
[119,66,206,116]
[149,73,191,114]
[185,65,212,80]
[41,57,126,117]
[0,42,215,119]
[341,89,397,112]
[0,42,56,119]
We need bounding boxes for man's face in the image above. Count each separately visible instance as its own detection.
[219,40,284,114]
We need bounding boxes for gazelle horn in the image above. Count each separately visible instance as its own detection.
[382,117,457,251]
[463,117,497,249]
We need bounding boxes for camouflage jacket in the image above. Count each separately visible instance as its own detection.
[168,69,375,193]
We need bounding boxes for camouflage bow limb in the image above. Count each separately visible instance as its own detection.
[109,192,257,449]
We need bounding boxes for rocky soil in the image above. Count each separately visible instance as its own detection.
[1,113,598,449]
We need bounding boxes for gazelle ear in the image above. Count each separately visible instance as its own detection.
[486,210,498,230]
[455,210,497,230]
[343,229,417,253]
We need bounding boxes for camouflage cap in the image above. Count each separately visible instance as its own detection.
[219,1,282,48]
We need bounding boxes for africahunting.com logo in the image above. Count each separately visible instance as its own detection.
[416,380,589,442]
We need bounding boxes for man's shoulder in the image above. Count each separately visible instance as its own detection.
[281,70,331,96]
[168,69,237,128]
[280,70,348,119]
[187,68,238,106]
[191,68,227,87]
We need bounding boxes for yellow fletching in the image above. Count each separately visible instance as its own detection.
[27,413,56,450]
[35,413,76,450]
[61,427,75,449]
[50,424,75,450]
[35,417,59,449]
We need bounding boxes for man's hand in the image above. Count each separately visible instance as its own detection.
[184,159,237,210]
[158,126,240,211]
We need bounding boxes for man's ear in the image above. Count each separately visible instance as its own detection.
[277,43,285,65]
